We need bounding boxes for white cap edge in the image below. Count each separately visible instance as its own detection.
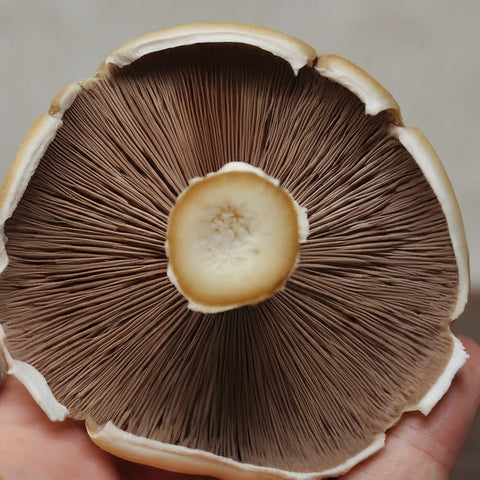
[102,22,317,75]
[0,83,83,276]
[413,333,468,415]
[315,55,401,117]
[391,126,470,320]
[87,417,386,480]
[0,324,69,421]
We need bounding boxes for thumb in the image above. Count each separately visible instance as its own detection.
[341,336,480,480]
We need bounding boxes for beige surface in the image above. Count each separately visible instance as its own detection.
[0,1,478,478]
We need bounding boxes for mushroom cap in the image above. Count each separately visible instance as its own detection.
[0,22,470,479]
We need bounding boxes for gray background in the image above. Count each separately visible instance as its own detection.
[0,1,478,478]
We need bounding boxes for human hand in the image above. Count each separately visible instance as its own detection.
[1,336,479,480]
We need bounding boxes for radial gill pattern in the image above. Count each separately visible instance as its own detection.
[0,43,458,472]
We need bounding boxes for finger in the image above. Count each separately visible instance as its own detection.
[342,336,480,480]
[0,376,201,480]
[0,376,120,480]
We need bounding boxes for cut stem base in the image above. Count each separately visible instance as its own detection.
[166,163,307,312]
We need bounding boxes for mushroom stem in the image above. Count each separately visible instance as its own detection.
[166,162,308,313]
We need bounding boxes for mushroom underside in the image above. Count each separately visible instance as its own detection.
[0,43,458,472]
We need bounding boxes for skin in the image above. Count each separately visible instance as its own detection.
[0,336,479,480]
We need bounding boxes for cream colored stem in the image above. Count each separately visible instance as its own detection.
[166,163,308,313]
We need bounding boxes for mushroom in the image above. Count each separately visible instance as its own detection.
[0,22,469,479]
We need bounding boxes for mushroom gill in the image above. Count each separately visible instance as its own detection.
[0,42,459,473]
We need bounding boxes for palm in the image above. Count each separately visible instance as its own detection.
[1,336,479,480]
